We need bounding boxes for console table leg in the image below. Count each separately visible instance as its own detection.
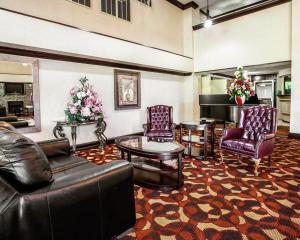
[71,125,77,152]
[53,122,66,138]
[95,119,107,150]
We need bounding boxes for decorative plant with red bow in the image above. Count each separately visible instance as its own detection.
[228,66,255,105]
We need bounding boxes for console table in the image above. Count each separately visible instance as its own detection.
[53,119,107,152]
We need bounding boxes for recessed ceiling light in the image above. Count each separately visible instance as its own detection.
[22,63,28,66]
[204,19,213,28]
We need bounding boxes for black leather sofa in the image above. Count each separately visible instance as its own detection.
[0,122,136,240]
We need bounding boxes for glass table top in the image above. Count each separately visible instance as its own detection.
[116,136,185,154]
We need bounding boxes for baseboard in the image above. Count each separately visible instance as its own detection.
[288,132,300,139]
[76,131,144,150]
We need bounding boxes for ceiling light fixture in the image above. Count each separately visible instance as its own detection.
[204,0,212,28]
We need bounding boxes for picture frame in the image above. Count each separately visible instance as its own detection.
[114,70,141,110]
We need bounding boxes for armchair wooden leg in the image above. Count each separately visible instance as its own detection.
[268,155,272,166]
[237,155,242,164]
[219,149,224,164]
[252,158,261,176]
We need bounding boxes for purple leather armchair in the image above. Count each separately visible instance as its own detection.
[220,106,278,176]
[143,105,176,142]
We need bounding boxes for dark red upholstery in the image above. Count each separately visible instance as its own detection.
[220,106,278,174]
[143,105,176,142]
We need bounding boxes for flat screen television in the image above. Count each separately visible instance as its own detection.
[284,77,291,95]
[4,83,25,95]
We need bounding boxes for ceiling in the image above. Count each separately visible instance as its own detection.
[178,0,264,16]
[200,62,292,79]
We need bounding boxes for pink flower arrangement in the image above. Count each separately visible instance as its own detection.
[65,77,103,123]
[228,66,255,104]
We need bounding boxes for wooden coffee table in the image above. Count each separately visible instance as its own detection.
[115,136,185,190]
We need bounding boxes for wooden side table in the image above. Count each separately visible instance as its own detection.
[180,121,215,160]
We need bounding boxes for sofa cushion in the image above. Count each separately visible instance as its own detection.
[0,116,18,122]
[0,127,52,189]
[222,139,256,153]
[146,130,173,137]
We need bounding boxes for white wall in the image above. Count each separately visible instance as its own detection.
[24,59,186,143]
[290,0,300,134]
[0,9,193,73]
[193,3,292,72]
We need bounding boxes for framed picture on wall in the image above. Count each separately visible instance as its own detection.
[114,70,141,110]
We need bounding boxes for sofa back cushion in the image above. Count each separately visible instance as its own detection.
[147,105,173,131]
[0,127,52,189]
[239,106,278,141]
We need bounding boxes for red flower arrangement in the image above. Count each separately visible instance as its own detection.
[228,67,255,105]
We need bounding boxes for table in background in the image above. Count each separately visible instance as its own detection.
[53,119,107,152]
[180,121,215,160]
[115,136,185,190]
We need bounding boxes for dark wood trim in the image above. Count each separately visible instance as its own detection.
[288,133,300,139]
[0,42,192,76]
[76,131,144,150]
[0,7,192,60]
[193,0,291,31]
[183,1,199,10]
[166,0,199,10]
[195,60,291,75]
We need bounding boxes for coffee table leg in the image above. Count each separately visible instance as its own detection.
[204,126,208,160]
[178,153,183,188]
[180,124,182,144]
[121,150,125,160]
[127,152,132,162]
[160,160,163,185]
[211,125,215,155]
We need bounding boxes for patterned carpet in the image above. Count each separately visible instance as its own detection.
[77,133,300,240]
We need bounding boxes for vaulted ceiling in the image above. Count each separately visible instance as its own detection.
[178,0,264,16]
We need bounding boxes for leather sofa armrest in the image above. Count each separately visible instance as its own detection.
[1,161,136,240]
[258,133,275,141]
[0,176,20,214]
[44,161,135,239]
[37,138,71,158]
[221,128,244,142]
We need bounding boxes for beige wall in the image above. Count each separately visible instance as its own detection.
[0,0,184,55]
[199,76,227,95]
[193,3,292,72]
[0,61,32,75]
[290,0,300,134]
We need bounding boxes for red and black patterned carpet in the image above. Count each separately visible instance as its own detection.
[77,133,300,240]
